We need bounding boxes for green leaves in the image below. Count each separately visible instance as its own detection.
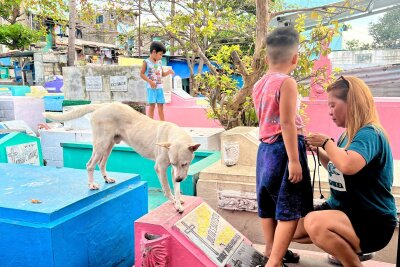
[345,39,372,51]
[0,0,68,51]
[136,0,361,129]
[369,9,400,49]
[0,0,23,23]
[0,23,43,50]
[26,0,68,22]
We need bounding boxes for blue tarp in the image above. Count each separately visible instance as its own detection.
[0,58,11,66]
[167,60,211,79]
[167,59,245,88]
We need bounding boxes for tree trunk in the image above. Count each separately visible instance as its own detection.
[198,58,204,75]
[67,0,77,66]
[170,0,175,56]
[253,0,269,68]
[18,58,25,86]
[227,0,269,114]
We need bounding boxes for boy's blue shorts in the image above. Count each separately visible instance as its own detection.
[256,135,313,221]
[147,88,165,104]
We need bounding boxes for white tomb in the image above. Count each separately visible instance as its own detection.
[0,96,45,134]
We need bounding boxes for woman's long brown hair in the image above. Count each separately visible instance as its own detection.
[327,76,388,148]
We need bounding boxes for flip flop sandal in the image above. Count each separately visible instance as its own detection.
[283,249,300,263]
[255,263,287,267]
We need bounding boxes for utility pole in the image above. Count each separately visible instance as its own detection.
[138,0,141,57]
[67,0,77,66]
[0,17,4,53]
[170,0,175,56]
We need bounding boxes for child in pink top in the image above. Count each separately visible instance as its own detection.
[253,72,304,144]
[252,27,313,267]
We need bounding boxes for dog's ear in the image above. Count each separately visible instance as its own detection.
[156,142,172,149]
[188,143,201,152]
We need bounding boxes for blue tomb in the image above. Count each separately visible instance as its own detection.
[0,163,148,267]
[43,95,64,111]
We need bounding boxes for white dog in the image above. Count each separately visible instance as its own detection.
[45,102,200,212]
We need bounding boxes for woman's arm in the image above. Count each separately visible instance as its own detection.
[324,140,366,175]
[306,134,366,175]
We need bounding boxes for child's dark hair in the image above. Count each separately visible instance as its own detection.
[266,26,299,64]
[150,41,166,54]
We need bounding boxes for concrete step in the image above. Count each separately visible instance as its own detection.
[252,247,396,267]
[200,161,257,184]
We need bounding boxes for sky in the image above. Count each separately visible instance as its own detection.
[283,0,390,45]
[343,14,383,44]
[135,0,386,48]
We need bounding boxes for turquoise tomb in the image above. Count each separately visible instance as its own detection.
[0,163,147,267]
[62,142,221,197]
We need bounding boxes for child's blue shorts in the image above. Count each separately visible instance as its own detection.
[147,88,165,104]
[256,135,313,221]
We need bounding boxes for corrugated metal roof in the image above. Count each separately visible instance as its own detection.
[56,38,118,49]
[270,0,400,31]
[299,64,400,97]
[340,64,400,97]
[0,51,34,59]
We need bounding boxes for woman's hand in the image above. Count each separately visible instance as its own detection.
[305,133,330,148]
[306,143,318,152]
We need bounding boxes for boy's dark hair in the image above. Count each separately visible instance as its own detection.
[150,41,167,54]
[266,26,299,64]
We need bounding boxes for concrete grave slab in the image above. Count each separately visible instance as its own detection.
[0,163,148,267]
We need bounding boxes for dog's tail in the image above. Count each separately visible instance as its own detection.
[44,104,103,122]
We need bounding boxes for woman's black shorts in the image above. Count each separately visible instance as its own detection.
[314,202,396,253]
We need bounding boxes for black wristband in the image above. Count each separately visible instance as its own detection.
[322,138,334,150]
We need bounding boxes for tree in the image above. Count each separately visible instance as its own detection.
[0,23,42,50]
[68,0,77,66]
[0,0,97,67]
[0,23,43,85]
[0,0,67,84]
[369,9,400,49]
[345,39,372,51]
[99,0,365,128]
[0,0,69,50]
[0,0,23,24]
[211,0,367,128]
[145,0,366,128]
[0,0,68,26]
[141,0,257,92]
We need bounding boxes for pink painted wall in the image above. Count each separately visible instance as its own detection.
[310,50,331,100]
[146,93,222,128]
[168,93,198,107]
[146,92,400,159]
[304,97,400,159]
[148,105,222,128]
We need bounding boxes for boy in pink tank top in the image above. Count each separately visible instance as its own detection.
[252,27,313,267]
